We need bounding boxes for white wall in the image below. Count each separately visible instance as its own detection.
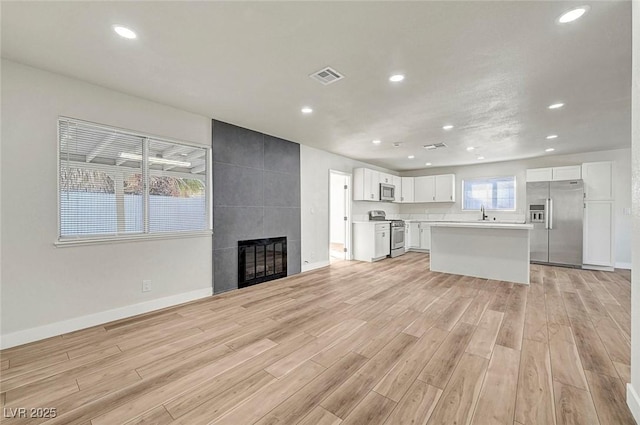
[0,60,213,347]
[400,148,632,267]
[300,145,399,270]
[629,0,639,420]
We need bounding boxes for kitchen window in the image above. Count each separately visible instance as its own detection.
[58,117,211,244]
[462,176,516,211]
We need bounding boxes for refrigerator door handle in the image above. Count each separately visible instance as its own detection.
[545,198,550,229]
[549,198,553,230]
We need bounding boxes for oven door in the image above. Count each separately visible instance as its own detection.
[392,226,405,249]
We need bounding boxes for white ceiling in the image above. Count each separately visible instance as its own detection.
[1,1,631,171]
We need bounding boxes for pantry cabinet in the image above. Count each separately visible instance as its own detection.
[582,161,613,200]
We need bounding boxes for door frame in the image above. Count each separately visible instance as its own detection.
[329,170,352,261]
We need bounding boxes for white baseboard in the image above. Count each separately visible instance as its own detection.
[302,260,330,272]
[0,287,213,349]
[627,383,640,423]
[615,262,632,270]
[582,264,615,272]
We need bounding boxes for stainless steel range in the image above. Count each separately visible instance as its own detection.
[368,210,405,258]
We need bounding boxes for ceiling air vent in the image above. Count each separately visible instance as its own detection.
[310,67,344,85]
[423,143,448,150]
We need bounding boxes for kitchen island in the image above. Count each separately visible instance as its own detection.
[429,222,534,285]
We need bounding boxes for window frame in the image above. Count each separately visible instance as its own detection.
[461,175,517,212]
[56,117,212,246]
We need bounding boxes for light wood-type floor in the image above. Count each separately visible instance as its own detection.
[0,252,635,425]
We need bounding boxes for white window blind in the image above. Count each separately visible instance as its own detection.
[462,176,516,211]
[59,118,209,241]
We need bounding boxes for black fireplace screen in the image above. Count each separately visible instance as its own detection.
[238,237,287,288]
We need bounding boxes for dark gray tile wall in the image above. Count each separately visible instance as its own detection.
[212,120,301,294]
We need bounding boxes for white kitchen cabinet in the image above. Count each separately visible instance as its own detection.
[583,201,614,268]
[527,165,582,183]
[400,177,414,203]
[526,168,553,182]
[419,223,431,250]
[375,223,391,259]
[379,172,394,185]
[392,175,402,203]
[353,168,380,201]
[552,165,581,181]
[414,176,436,202]
[414,174,455,203]
[582,161,613,201]
[407,222,420,248]
[353,222,390,262]
[435,174,455,202]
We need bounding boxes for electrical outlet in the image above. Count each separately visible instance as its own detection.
[142,280,152,292]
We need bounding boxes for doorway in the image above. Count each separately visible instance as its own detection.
[329,170,351,262]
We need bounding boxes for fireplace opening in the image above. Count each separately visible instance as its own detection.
[238,237,287,288]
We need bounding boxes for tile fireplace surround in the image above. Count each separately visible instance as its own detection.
[212,120,301,294]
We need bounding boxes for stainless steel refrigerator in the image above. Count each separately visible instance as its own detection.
[526,180,584,267]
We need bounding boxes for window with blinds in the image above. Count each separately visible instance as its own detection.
[58,118,210,241]
[462,176,516,211]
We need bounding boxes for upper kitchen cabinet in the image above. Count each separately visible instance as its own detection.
[552,166,581,181]
[526,166,581,182]
[414,176,436,202]
[526,168,553,182]
[400,177,414,203]
[435,174,455,202]
[379,172,394,185]
[353,168,380,201]
[414,174,455,203]
[582,161,613,200]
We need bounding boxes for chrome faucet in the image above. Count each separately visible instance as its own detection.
[480,205,488,221]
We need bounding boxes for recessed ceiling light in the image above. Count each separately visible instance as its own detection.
[548,103,564,109]
[466,146,475,151]
[425,162,432,166]
[558,6,589,24]
[389,74,405,82]
[301,107,313,114]
[408,155,415,159]
[442,125,454,130]
[113,25,137,39]
[477,156,485,160]
[546,134,558,140]
[372,140,381,145]
[545,148,555,152]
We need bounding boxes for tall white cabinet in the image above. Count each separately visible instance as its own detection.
[582,161,614,269]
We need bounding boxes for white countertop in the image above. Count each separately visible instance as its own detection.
[352,220,391,224]
[429,222,533,230]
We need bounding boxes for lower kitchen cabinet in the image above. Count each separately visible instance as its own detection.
[419,223,431,250]
[407,222,420,249]
[406,222,430,251]
[353,222,391,262]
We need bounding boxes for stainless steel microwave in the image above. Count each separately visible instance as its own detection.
[380,183,395,202]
